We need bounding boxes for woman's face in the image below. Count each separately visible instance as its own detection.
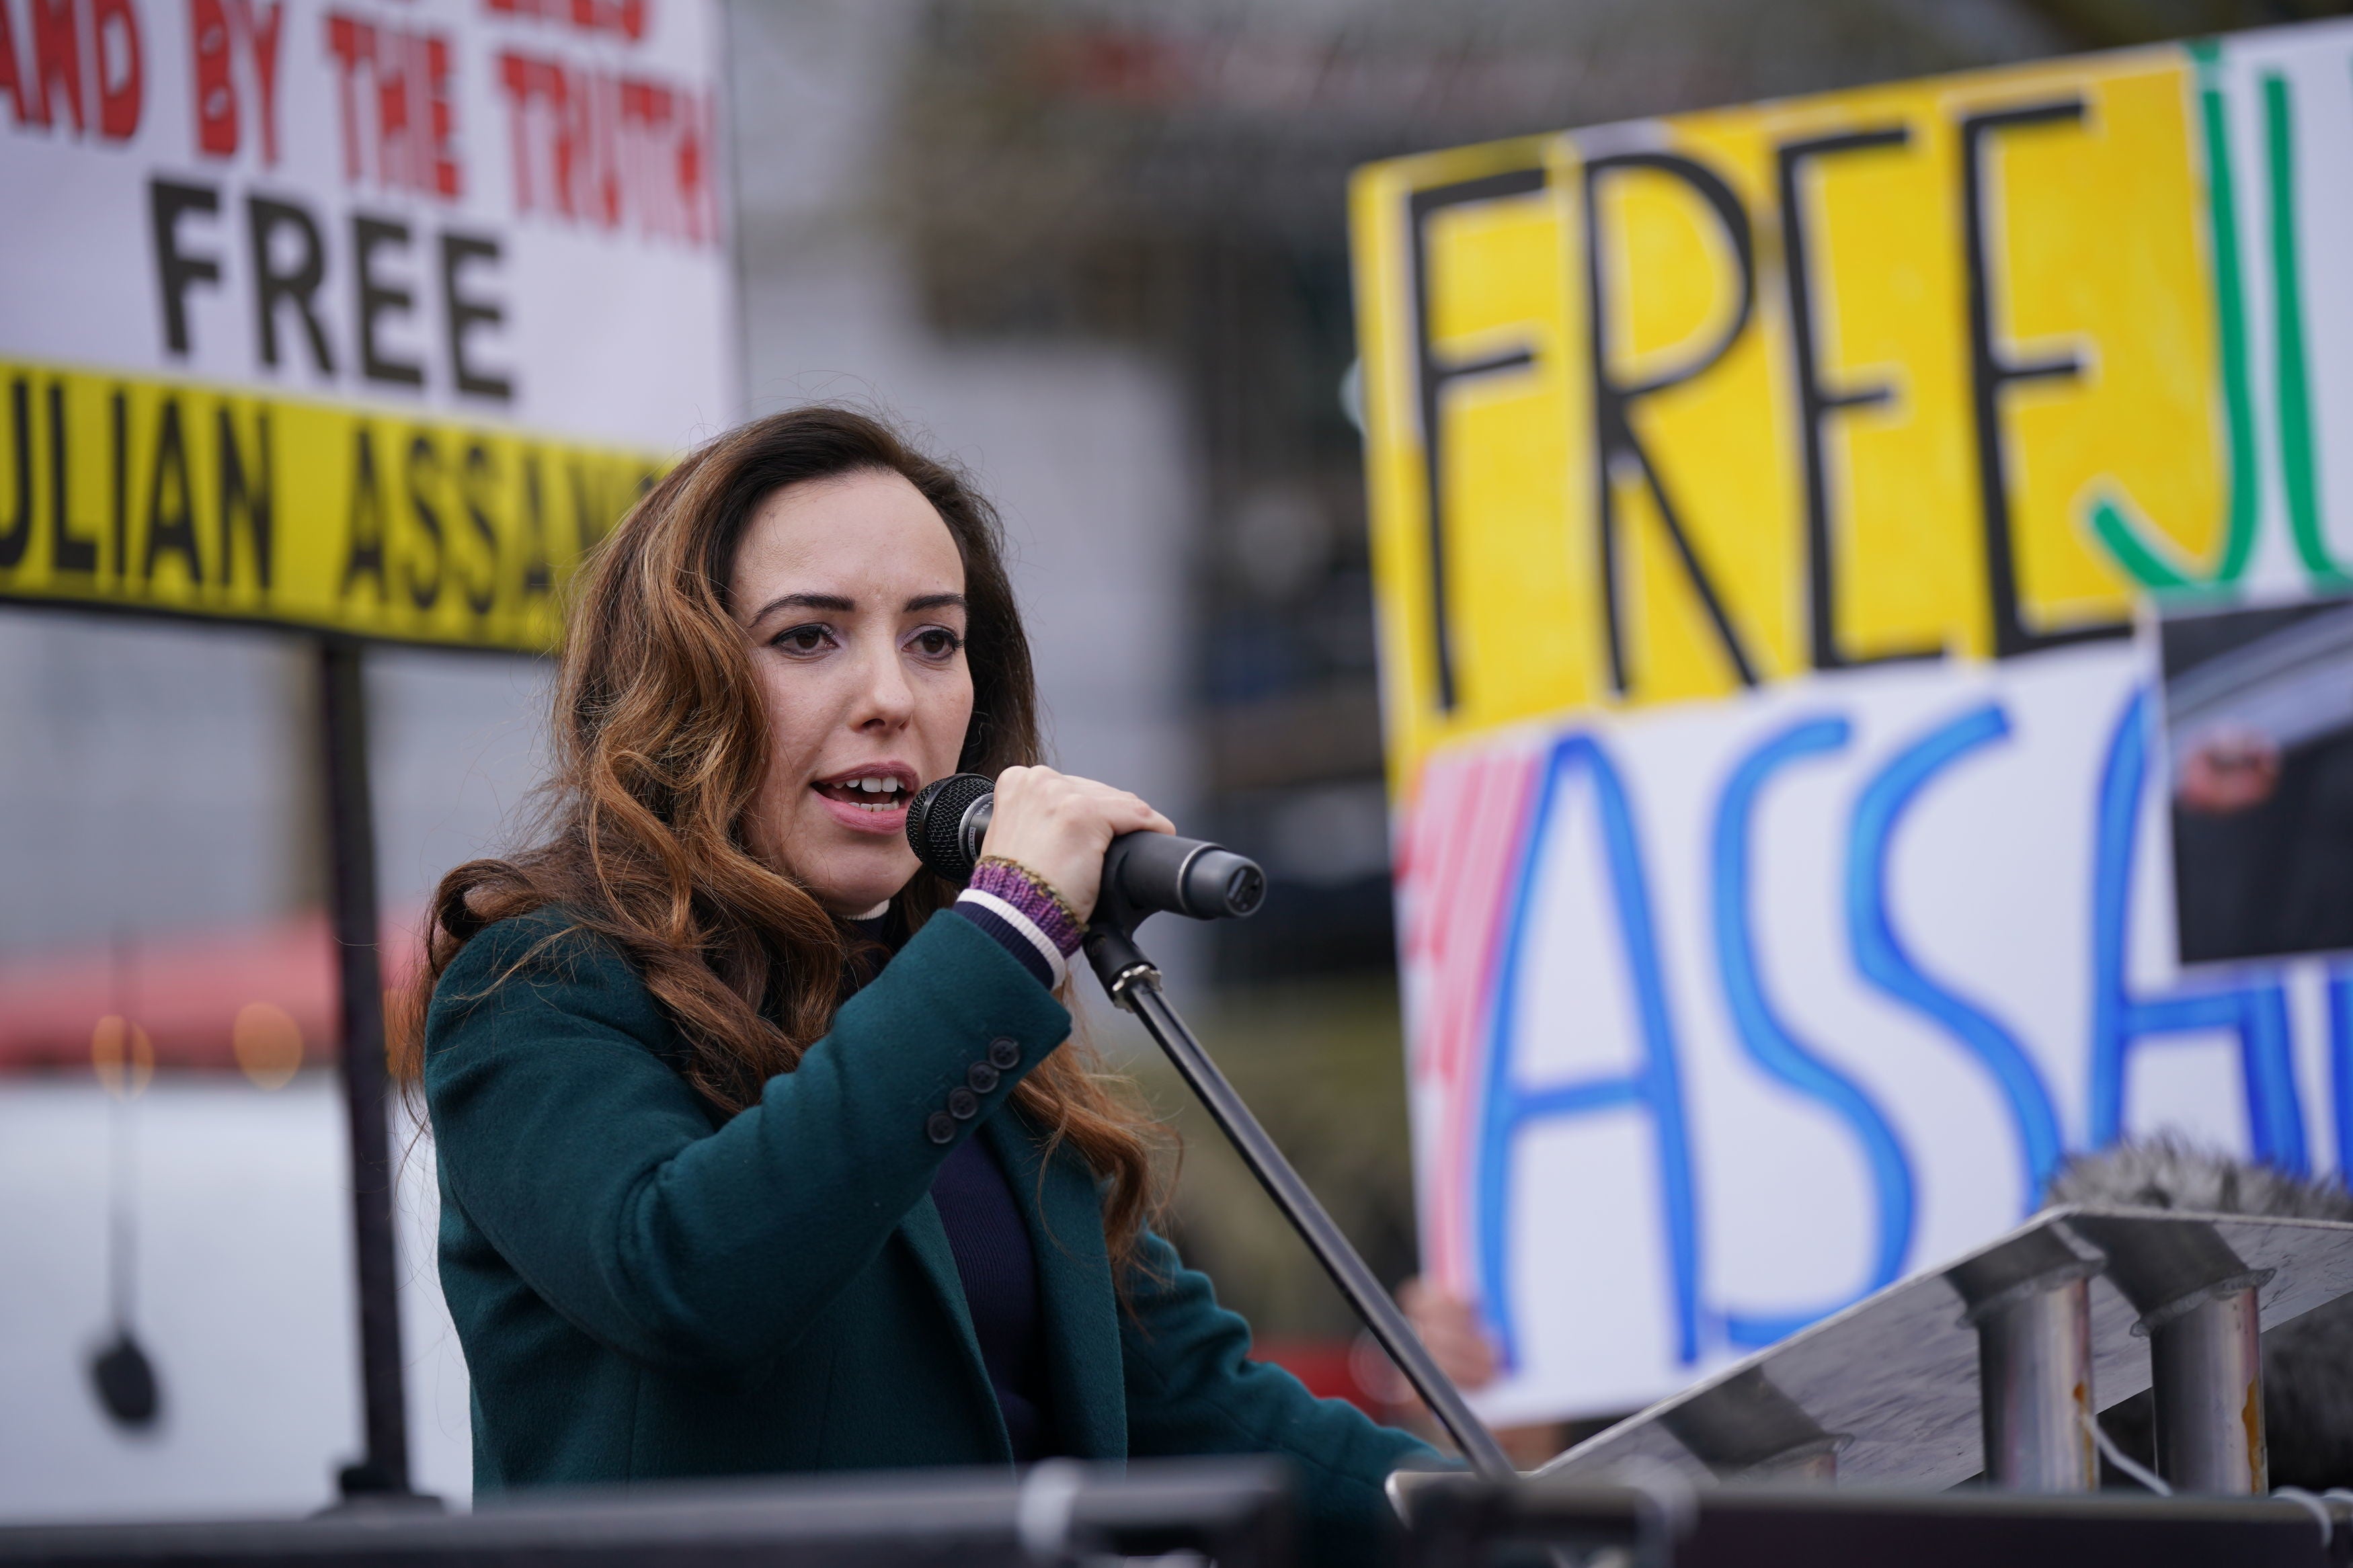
[731,469,974,916]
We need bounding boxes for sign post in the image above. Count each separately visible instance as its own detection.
[0,0,735,1496]
[317,637,407,1497]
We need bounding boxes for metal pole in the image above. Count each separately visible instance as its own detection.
[1974,1278,2096,1491]
[1107,963,1516,1481]
[2150,1288,2266,1494]
[318,638,414,1499]
[2062,1215,2269,1497]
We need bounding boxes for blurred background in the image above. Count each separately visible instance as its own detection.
[6,0,2351,1522]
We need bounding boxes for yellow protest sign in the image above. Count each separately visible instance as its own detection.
[1352,40,2321,786]
[0,359,660,652]
[1356,22,2353,1426]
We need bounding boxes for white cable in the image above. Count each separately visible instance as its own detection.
[2080,1408,2171,1496]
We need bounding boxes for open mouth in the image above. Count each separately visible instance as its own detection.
[813,769,912,815]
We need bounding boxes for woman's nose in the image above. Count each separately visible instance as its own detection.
[852,645,917,729]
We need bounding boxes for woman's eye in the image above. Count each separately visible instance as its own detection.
[910,628,963,659]
[772,624,834,656]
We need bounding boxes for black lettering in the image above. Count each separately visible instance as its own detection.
[568,460,607,554]
[518,450,552,600]
[1408,167,1545,712]
[217,406,272,591]
[141,398,202,587]
[342,426,388,602]
[459,440,498,614]
[1960,100,2128,659]
[441,233,513,402]
[247,195,335,376]
[403,432,444,609]
[1584,151,1761,697]
[110,389,128,579]
[149,179,222,358]
[1778,128,1942,673]
[354,214,424,387]
[47,380,97,575]
[0,379,30,571]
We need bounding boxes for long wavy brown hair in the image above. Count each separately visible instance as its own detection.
[396,407,1166,1271]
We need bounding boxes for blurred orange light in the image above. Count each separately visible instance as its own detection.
[90,1016,155,1099]
[232,1001,306,1089]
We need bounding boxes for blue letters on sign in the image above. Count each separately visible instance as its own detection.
[1847,703,2062,1212]
[2332,971,2353,1176]
[1710,716,1915,1346]
[1478,733,1702,1370]
[2088,689,2305,1171]
[1474,686,2345,1386]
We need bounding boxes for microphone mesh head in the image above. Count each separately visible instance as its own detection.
[905,772,995,880]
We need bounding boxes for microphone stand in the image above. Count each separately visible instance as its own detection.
[1082,913,1518,1483]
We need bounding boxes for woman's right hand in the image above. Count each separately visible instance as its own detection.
[978,766,1173,924]
[1398,1276,1500,1391]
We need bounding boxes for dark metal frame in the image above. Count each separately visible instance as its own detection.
[0,1462,1294,1568]
[1396,1477,2352,1568]
[316,640,415,1499]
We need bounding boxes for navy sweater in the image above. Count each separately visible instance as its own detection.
[851,913,1053,1458]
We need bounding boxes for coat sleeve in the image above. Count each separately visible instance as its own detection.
[1117,1229,1437,1568]
[422,907,1070,1379]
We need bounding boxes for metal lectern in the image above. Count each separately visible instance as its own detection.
[1533,1206,2353,1495]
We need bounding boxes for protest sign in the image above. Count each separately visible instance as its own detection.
[1352,19,2353,1420]
[0,0,729,651]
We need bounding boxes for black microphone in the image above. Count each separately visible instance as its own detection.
[905,773,1266,921]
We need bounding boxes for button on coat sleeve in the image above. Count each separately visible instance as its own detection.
[422,908,1070,1379]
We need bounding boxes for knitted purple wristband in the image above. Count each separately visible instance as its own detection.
[968,858,1084,956]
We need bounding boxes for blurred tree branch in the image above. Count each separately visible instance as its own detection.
[2020,0,2352,48]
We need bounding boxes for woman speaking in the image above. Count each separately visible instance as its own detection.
[403,407,1433,1563]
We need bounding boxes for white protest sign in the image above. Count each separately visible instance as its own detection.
[0,0,731,649]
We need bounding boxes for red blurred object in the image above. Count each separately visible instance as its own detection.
[1030,29,1195,107]
[1254,1337,1380,1415]
[0,911,424,1073]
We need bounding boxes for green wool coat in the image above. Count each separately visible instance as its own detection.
[423,905,1433,1565]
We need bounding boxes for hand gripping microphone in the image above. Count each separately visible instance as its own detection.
[904,773,1266,921]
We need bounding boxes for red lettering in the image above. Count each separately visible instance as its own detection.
[191,0,234,153]
[425,32,455,196]
[0,0,141,140]
[241,0,280,163]
[325,11,371,179]
[188,0,278,161]
[326,10,459,199]
[485,0,646,44]
[498,49,536,209]
[682,87,713,245]
[32,0,81,131]
[496,47,716,247]
[582,68,616,224]
[91,0,138,140]
[371,22,406,180]
[0,3,28,126]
